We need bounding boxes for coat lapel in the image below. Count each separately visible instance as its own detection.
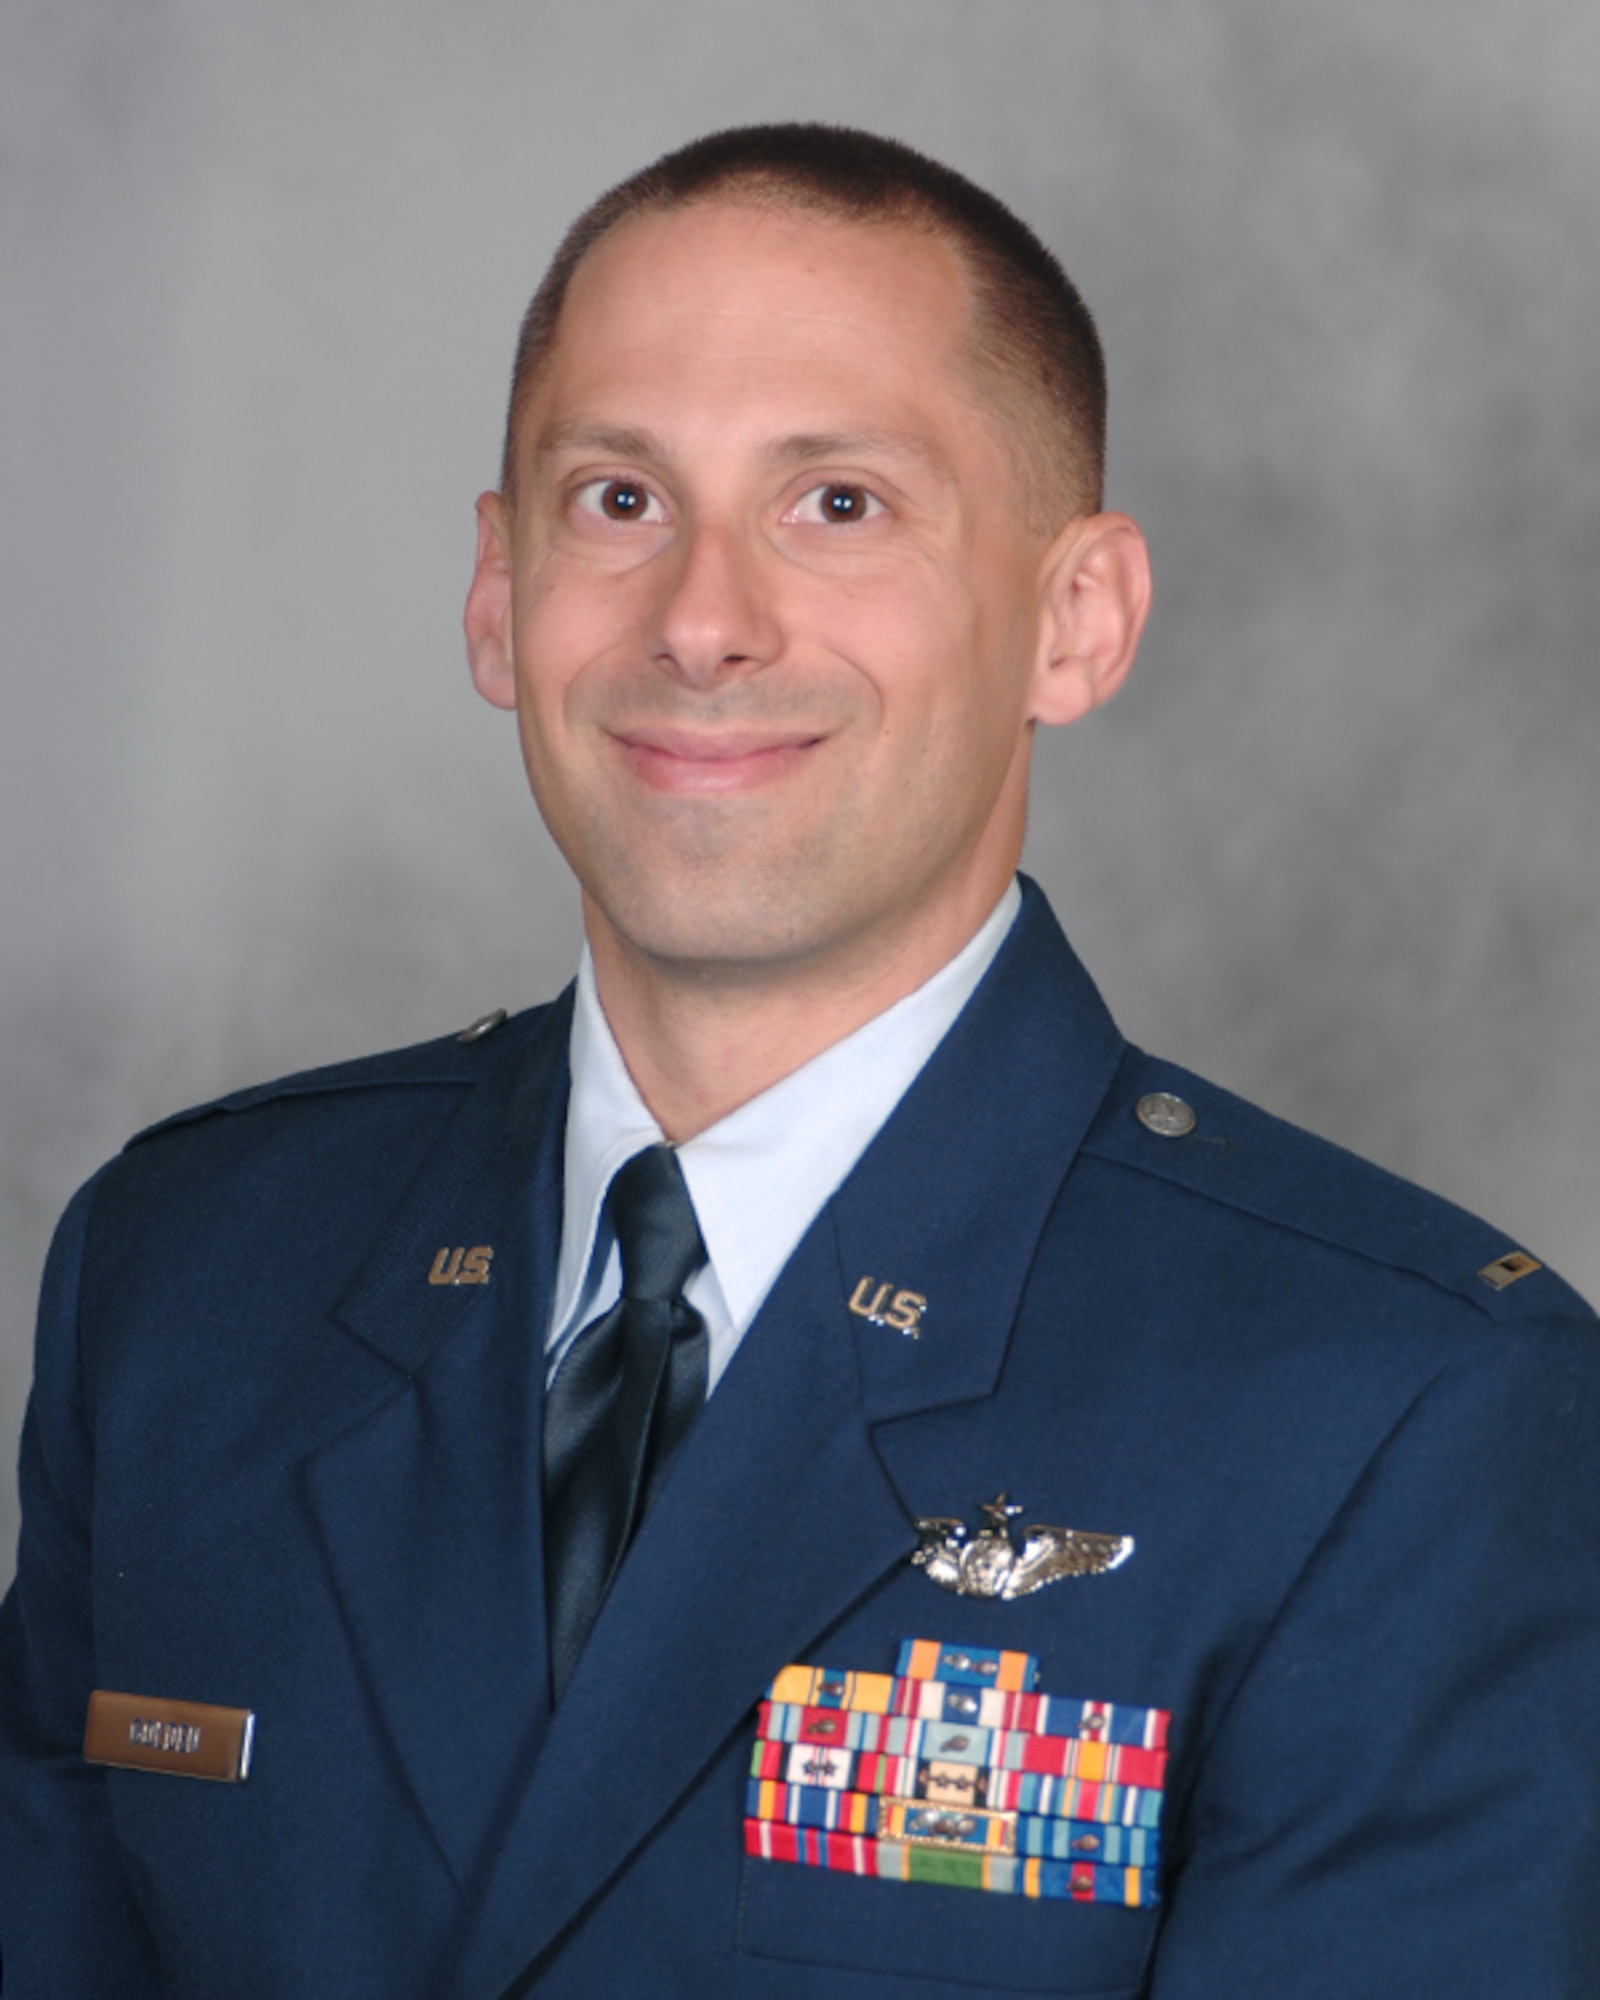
[453,885,1128,1996]
[301,995,571,1886]
[833,880,1125,1436]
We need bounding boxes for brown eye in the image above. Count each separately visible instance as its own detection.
[791,482,885,525]
[600,481,648,519]
[820,485,870,521]
[573,477,665,524]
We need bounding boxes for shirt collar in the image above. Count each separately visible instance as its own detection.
[550,879,1022,1345]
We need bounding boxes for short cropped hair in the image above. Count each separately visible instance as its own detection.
[500,123,1106,529]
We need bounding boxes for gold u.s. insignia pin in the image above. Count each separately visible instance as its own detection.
[912,1495,1133,1599]
[428,1246,493,1286]
[847,1275,927,1337]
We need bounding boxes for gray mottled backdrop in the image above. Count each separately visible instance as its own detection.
[3,0,1596,1583]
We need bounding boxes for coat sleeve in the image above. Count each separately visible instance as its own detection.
[0,1172,162,1996]
[1147,1315,1600,1997]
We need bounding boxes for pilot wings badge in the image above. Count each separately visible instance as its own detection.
[912,1495,1134,1599]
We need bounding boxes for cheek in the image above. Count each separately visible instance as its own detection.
[844,585,993,739]
[808,568,963,699]
[510,572,619,726]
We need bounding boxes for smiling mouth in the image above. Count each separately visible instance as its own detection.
[609,725,827,794]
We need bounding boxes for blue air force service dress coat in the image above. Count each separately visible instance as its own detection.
[2,881,1598,1997]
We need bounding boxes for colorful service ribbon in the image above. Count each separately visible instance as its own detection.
[745,1639,1169,1908]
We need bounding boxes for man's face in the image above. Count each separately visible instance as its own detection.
[467,201,1069,990]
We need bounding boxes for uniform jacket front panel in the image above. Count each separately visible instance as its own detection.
[2,883,1598,1998]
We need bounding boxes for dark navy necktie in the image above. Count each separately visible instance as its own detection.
[542,1144,710,1701]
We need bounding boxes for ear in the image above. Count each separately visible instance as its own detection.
[1027,511,1151,728]
[464,491,517,712]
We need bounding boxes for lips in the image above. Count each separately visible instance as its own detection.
[608,722,826,794]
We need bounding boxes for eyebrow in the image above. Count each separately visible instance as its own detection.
[761,430,956,482]
[531,421,665,465]
[530,419,955,483]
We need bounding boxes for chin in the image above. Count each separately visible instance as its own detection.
[593,869,847,981]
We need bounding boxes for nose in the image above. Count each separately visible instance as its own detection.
[647,520,782,688]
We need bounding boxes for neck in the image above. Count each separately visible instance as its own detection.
[585,877,1013,1142]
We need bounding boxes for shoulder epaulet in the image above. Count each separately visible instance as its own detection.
[123,1001,554,1151]
[1083,1047,1594,1325]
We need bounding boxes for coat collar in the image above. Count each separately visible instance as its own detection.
[836,875,1125,1426]
[329,990,572,1378]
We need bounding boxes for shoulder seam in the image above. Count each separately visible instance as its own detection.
[120,1002,559,1150]
[1084,1145,1503,1324]
[1080,1047,1586,1324]
[123,1068,476,1151]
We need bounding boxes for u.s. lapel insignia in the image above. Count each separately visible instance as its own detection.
[848,1276,928,1337]
[913,1495,1133,1598]
[427,1246,493,1287]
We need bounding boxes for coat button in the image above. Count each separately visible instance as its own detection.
[1135,1091,1197,1138]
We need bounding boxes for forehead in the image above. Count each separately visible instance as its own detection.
[524,201,989,452]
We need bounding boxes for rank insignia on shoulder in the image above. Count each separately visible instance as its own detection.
[912,1495,1133,1599]
[1478,1250,1543,1291]
[746,1640,1170,1907]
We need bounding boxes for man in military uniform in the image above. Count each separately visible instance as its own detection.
[3,124,1598,1997]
